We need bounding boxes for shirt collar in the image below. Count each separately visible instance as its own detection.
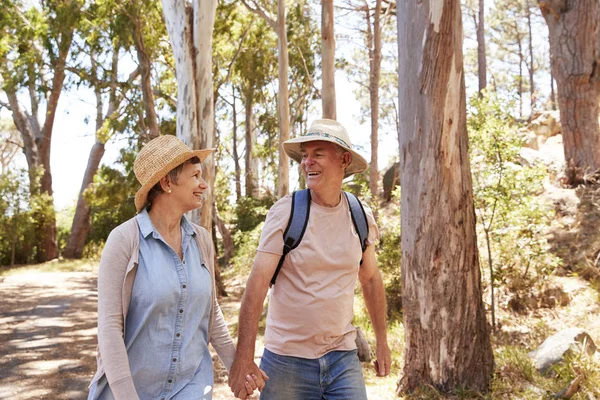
[136,209,155,238]
[135,209,196,239]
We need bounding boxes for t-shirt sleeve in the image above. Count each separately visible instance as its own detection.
[257,195,293,256]
[362,204,380,246]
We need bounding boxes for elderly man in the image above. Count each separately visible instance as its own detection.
[229,119,391,399]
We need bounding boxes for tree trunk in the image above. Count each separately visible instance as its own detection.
[321,0,336,119]
[134,17,161,140]
[193,1,218,230]
[518,34,524,118]
[539,0,600,182]
[210,215,228,297]
[396,0,494,393]
[162,0,218,230]
[476,0,487,93]
[276,0,290,198]
[244,91,256,197]
[232,89,242,201]
[550,71,556,111]
[213,203,234,267]
[368,0,382,202]
[63,141,105,258]
[526,0,535,112]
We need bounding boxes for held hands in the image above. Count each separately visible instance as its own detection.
[229,357,269,399]
[373,342,392,377]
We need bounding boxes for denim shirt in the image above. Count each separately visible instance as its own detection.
[90,210,213,400]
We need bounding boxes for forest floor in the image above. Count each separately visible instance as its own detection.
[0,261,397,400]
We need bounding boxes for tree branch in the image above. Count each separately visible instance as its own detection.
[240,0,277,30]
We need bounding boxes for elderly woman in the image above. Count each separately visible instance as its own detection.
[88,135,265,400]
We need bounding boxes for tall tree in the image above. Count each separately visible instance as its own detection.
[396,0,493,393]
[366,0,384,201]
[539,0,600,182]
[162,0,218,229]
[321,0,336,119]
[0,0,82,261]
[241,0,290,197]
[476,0,487,93]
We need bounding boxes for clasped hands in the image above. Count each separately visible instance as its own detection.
[228,358,269,399]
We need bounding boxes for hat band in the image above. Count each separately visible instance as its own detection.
[303,131,350,148]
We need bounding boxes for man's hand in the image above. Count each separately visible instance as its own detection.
[229,357,269,399]
[373,342,392,377]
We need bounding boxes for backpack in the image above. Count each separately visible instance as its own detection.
[270,189,369,286]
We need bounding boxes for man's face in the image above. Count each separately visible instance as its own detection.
[300,141,349,191]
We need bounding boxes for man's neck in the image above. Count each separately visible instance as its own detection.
[310,188,342,207]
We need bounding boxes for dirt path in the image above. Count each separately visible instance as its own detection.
[0,269,241,400]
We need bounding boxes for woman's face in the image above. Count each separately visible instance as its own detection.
[169,162,208,213]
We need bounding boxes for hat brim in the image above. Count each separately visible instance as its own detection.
[134,148,214,211]
[282,136,368,178]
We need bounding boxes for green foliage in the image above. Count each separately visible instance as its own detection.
[83,149,138,253]
[377,187,402,319]
[0,168,53,266]
[234,196,274,233]
[468,93,558,297]
[227,222,265,279]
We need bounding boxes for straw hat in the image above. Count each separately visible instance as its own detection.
[133,135,214,211]
[282,119,368,177]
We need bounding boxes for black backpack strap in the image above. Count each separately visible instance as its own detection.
[270,189,311,286]
[344,191,369,263]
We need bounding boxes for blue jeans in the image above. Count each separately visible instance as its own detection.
[259,349,368,400]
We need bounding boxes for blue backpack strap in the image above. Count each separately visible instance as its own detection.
[344,191,369,257]
[270,189,311,286]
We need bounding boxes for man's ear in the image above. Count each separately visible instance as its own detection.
[342,151,352,167]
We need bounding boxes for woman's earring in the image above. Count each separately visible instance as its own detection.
[167,189,172,193]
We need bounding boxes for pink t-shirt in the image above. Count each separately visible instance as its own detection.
[257,192,379,359]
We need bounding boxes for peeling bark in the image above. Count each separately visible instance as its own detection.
[539,0,600,182]
[162,0,218,230]
[396,0,493,393]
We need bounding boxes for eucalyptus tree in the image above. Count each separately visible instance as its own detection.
[161,0,218,230]
[240,0,290,198]
[539,0,600,183]
[397,0,493,393]
[65,0,167,259]
[0,0,83,261]
[321,0,336,119]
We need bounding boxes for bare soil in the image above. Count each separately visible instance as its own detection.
[0,268,242,400]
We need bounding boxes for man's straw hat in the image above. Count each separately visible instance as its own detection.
[133,135,214,211]
[282,119,367,177]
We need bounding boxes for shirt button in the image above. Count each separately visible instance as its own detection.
[179,309,183,313]
[176,333,181,337]
[173,357,177,362]
[182,284,187,289]
[168,379,172,383]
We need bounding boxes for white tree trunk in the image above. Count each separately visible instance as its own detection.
[162,0,218,230]
[277,0,290,198]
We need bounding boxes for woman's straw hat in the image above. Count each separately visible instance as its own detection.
[282,119,367,177]
[133,135,214,211]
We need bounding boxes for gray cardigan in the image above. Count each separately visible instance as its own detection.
[89,218,236,399]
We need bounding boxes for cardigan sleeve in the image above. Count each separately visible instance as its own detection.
[198,227,236,371]
[97,227,140,400]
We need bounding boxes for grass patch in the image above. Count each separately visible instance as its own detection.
[0,258,97,277]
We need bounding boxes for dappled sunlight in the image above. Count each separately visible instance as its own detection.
[0,266,98,399]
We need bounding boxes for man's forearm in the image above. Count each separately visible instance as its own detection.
[236,272,271,360]
[361,271,388,343]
